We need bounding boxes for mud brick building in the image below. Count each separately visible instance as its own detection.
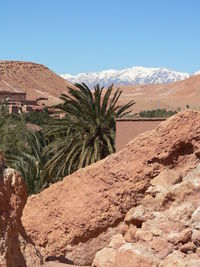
[0,91,46,114]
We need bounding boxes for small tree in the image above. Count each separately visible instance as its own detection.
[6,131,49,195]
[139,108,177,118]
[0,100,9,118]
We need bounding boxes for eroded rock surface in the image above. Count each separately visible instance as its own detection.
[93,164,200,267]
[0,159,43,267]
[22,111,200,265]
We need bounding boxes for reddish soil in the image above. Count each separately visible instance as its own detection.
[114,74,200,113]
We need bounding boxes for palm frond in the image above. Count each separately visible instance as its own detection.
[44,83,135,178]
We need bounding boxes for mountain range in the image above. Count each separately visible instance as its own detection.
[61,66,195,87]
[0,61,200,113]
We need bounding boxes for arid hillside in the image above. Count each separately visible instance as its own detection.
[1,61,200,113]
[0,61,72,105]
[116,74,200,113]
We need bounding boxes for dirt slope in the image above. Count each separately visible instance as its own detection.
[0,61,72,105]
[115,74,200,113]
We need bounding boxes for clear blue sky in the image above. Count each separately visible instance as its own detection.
[1,0,200,74]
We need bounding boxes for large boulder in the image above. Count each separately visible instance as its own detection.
[22,111,200,265]
[0,154,43,267]
[93,161,200,267]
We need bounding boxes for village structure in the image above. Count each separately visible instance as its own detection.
[0,91,169,151]
[116,117,166,151]
[0,91,46,113]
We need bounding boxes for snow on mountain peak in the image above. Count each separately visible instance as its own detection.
[60,66,190,88]
[194,70,200,76]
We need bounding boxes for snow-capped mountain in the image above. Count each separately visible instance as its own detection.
[194,70,200,76]
[61,66,190,88]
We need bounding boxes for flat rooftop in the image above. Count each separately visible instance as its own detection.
[0,91,26,94]
[116,117,166,121]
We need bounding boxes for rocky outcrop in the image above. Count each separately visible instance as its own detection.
[93,164,200,266]
[22,111,200,265]
[0,155,43,267]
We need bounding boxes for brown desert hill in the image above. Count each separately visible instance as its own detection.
[1,60,200,113]
[115,74,200,113]
[0,61,73,105]
[22,110,200,266]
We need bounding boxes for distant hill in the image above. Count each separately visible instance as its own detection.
[0,61,72,105]
[1,61,200,113]
[61,66,190,88]
[115,73,200,113]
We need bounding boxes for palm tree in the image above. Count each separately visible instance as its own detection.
[6,131,49,194]
[44,83,135,179]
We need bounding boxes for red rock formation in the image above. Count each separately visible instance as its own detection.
[0,157,43,267]
[22,111,200,265]
[93,164,200,266]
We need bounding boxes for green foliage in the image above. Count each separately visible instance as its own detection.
[139,108,177,118]
[0,99,9,117]
[0,115,28,155]
[43,83,135,179]
[22,108,50,125]
[0,111,49,195]
[1,84,134,193]
[6,131,49,195]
